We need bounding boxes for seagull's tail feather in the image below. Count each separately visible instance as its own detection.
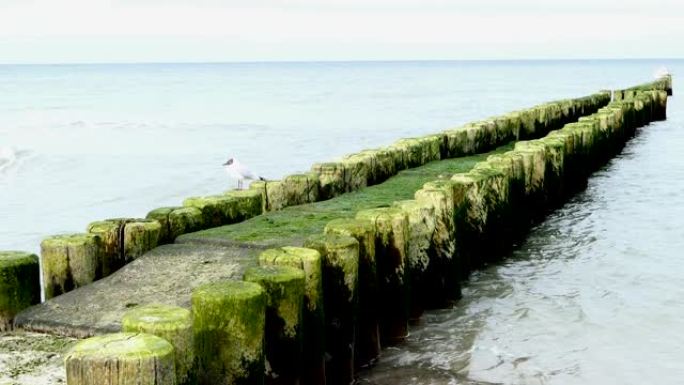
[259,176,266,181]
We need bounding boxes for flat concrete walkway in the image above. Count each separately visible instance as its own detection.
[15,243,259,337]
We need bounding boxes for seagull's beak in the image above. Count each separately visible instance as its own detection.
[222,161,229,166]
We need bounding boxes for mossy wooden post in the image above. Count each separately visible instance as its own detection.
[168,207,204,240]
[392,200,436,319]
[40,233,103,299]
[122,304,195,385]
[415,181,461,305]
[183,195,239,227]
[225,189,265,220]
[324,218,381,368]
[64,332,176,385]
[192,281,266,385]
[244,266,306,385]
[303,234,359,385]
[311,162,347,200]
[146,207,178,244]
[87,218,161,275]
[355,208,410,346]
[259,247,326,385]
[0,251,40,331]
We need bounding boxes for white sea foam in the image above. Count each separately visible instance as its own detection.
[0,146,17,172]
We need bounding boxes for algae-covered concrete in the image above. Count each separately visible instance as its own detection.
[15,244,259,337]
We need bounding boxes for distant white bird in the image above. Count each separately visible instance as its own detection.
[223,157,264,189]
[654,66,671,79]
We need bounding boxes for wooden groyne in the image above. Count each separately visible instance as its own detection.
[1,77,671,385]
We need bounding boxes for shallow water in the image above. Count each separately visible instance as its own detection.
[359,69,684,384]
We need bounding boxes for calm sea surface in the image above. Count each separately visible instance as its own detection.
[1,60,682,384]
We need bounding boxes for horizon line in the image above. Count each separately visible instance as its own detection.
[1,57,683,67]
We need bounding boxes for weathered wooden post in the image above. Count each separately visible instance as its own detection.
[304,234,359,385]
[64,332,176,385]
[355,207,410,346]
[258,247,326,385]
[122,304,195,385]
[324,218,381,368]
[40,233,103,299]
[192,280,266,385]
[244,265,306,385]
[0,251,40,331]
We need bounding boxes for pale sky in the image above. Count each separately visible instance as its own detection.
[1,0,683,64]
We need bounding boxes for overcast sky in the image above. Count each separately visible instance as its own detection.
[1,0,683,64]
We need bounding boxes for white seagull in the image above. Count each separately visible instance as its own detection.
[223,157,263,189]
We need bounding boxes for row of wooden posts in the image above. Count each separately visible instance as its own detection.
[61,86,670,385]
[0,77,672,385]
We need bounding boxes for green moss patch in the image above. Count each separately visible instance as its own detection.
[178,144,512,247]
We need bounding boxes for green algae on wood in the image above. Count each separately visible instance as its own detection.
[168,207,204,241]
[258,247,326,385]
[225,188,265,219]
[40,233,103,300]
[0,251,40,331]
[64,332,175,385]
[147,207,205,244]
[303,233,359,385]
[244,265,305,385]
[146,207,178,244]
[260,173,321,211]
[355,207,410,345]
[183,195,237,228]
[123,219,162,262]
[86,218,161,275]
[324,218,381,368]
[122,304,194,385]
[311,162,347,200]
[392,199,436,318]
[192,280,266,385]
[414,182,461,305]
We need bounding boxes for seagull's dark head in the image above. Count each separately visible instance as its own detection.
[223,158,234,166]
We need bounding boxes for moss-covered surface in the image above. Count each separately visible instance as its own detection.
[65,332,175,385]
[192,280,266,385]
[303,233,360,384]
[324,218,381,367]
[122,304,194,385]
[257,247,326,385]
[0,252,40,331]
[178,144,513,248]
[40,233,103,300]
[0,331,75,384]
[355,207,410,345]
[244,265,305,383]
[86,218,162,275]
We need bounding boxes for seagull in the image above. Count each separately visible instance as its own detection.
[654,66,671,79]
[223,157,264,189]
